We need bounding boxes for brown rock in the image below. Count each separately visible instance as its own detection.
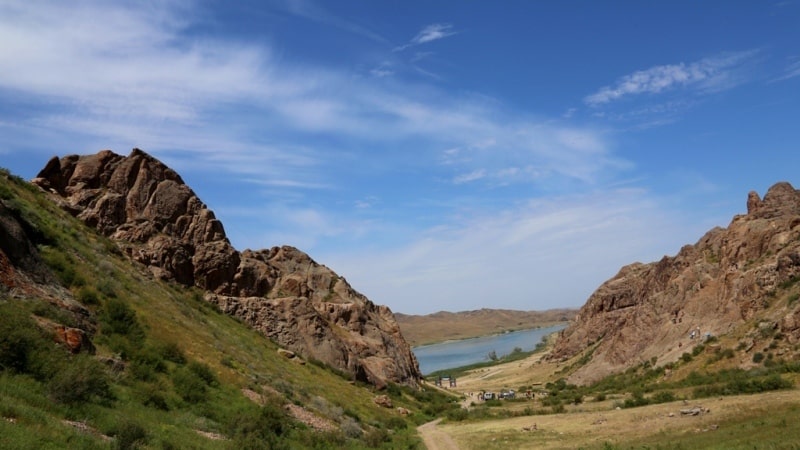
[32,149,421,387]
[373,395,393,408]
[550,182,800,384]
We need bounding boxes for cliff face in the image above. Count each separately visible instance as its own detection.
[549,182,800,384]
[32,149,420,387]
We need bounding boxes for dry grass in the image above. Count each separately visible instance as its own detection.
[440,390,800,449]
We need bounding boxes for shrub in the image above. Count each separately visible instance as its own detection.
[363,428,390,448]
[171,367,207,404]
[550,403,565,414]
[76,287,100,306]
[623,391,649,408]
[753,352,765,364]
[341,416,362,438]
[0,305,48,374]
[101,299,144,341]
[48,354,113,405]
[228,401,289,449]
[446,408,469,421]
[187,361,217,386]
[681,352,693,363]
[111,420,148,450]
[157,342,185,365]
[652,391,676,404]
[384,416,408,430]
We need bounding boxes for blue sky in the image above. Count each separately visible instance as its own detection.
[2,1,800,314]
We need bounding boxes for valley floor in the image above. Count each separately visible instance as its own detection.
[435,389,800,449]
[421,351,800,449]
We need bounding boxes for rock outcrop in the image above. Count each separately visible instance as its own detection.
[1,176,96,350]
[549,182,800,384]
[32,149,421,386]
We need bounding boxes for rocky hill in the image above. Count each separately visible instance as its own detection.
[31,148,420,387]
[550,182,800,384]
[396,308,576,346]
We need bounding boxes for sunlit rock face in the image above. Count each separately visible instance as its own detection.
[549,182,800,384]
[33,148,421,387]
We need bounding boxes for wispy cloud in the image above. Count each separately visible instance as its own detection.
[585,50,759,106]
[772,57,800,82]
[325,188,714,313]
[394,23,457,52]
[453,169,486,184]
[275,0,388,44]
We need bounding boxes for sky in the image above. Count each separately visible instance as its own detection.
[2,1,800,315]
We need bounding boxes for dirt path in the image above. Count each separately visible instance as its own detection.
[418,418,460,450]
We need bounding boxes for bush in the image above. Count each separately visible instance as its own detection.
[48,354,113,405]
[753,352,765,364]
[341,416,362,438]
[157,342,186,364]
[171,367,207,404]
[187,361,217,386]
[0,305,47,374]
[651,391,676,404]
[101,299,144,341]
[112,420,148,450]
[76,286,100,306]
[229,402,289,449]
[446,408,469,421]
[363,428,390,448]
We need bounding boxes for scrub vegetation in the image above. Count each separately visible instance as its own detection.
[0,168,459,449]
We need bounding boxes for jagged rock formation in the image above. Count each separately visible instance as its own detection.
[549,182,800,384]
[32,149,420,387]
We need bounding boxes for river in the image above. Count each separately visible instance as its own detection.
[412,325,565,375]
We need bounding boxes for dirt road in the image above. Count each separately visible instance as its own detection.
[417,418,460,450]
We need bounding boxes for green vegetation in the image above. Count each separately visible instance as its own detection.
[0,168,447,449]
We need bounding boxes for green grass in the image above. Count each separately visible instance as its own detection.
[0,167,436,449]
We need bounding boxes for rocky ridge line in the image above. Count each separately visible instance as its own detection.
[549,182,800,384]
[32,148,420,387]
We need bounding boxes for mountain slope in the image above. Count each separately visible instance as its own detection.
[550,182,800,384]
[1,165,451,449]
[32,148,420,387]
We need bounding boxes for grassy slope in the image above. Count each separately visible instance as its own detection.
[0,168,459,449]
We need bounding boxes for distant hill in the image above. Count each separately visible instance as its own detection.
[395,308,576,346]
[549,182,800,384]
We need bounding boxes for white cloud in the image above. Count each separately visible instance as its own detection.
[585,50,759,106]
[394,23,457,52]
[453,169,486,184]
[0,1,620,193]
[412,23,456,44]
[324,188,715,314]
[772,58,800,82]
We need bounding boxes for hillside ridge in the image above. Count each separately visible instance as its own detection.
[31,148,420,387]
[550,181,800,384]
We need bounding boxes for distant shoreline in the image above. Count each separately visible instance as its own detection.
[395,308,577,347]
[411,322,568,349]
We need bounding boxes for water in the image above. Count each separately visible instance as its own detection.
[412,325,565,375]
